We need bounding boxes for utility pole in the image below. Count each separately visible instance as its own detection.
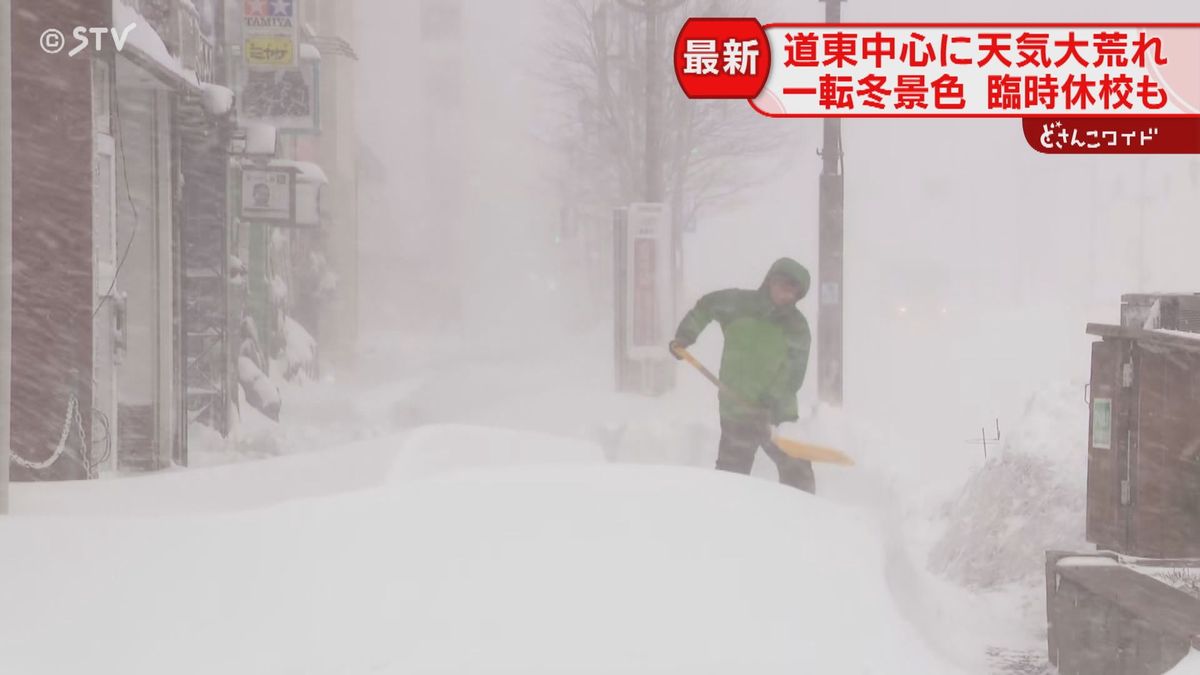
[817,0,845,406]
[1,0,13,513]
[614,0,682,395]
[642,0,663,203]
[1137,158,1147,291]
[617,0,680,202]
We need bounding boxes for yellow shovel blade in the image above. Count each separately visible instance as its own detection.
[771,436,856,466]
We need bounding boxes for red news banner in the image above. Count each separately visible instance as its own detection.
[673,20,1200,154]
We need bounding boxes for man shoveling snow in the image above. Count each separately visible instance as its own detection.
[670,258,816,493]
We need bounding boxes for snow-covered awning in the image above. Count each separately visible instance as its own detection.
[267,160,328,185]
[300,43,322,62]
[199,83,234,116]
[113,0,202,92]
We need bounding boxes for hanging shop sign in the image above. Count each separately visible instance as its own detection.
[240,166,295,222]
[243,0,298,68]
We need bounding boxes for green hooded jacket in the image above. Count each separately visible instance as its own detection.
[673,258,812,423]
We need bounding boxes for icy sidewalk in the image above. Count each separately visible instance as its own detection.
[1,426,966,675]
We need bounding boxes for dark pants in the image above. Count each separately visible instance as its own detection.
[717,418,816,494]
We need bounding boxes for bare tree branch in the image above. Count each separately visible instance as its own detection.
[539,0,798,230]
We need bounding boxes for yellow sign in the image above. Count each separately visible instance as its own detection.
[244,36,295,67]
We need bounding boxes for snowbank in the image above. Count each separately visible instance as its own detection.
[929,380,1090,588]
[269,159,330,185]
[389,424,604,480]
[1,428,962,675]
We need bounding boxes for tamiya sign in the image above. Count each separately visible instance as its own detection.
[244,0,298,68]
[674,21,1200,118]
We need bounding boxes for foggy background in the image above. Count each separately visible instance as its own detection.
[354,0,1200,467]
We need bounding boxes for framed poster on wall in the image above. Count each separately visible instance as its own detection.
[240,167,295,222]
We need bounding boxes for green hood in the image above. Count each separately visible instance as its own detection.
[760,257,811,302]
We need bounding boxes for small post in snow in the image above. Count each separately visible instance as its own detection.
[967,419,1002,460]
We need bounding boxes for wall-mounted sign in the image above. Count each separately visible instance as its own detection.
[243,0,298,68]
[238,61,318,132]
[244,35,295,67]
[1092,398,1113,450]
[241,167,294,222]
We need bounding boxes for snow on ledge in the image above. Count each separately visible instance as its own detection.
[200,83,234,116]
[1155,329,1200,342]
[269,159,329,184]
[1057,555,1121,568]
[113,0,200,89]
[300,43,321,61]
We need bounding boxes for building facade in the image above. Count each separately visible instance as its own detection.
[7,0,359,480]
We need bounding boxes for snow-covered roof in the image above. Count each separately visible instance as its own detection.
[1088,322,1200,353]
[268,159,328,185]
[113,0,200,90]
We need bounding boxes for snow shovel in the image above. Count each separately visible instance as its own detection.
[671,345,855,467]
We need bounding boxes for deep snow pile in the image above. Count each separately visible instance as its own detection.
[929,381,1090,588]
[2,425,964,675]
